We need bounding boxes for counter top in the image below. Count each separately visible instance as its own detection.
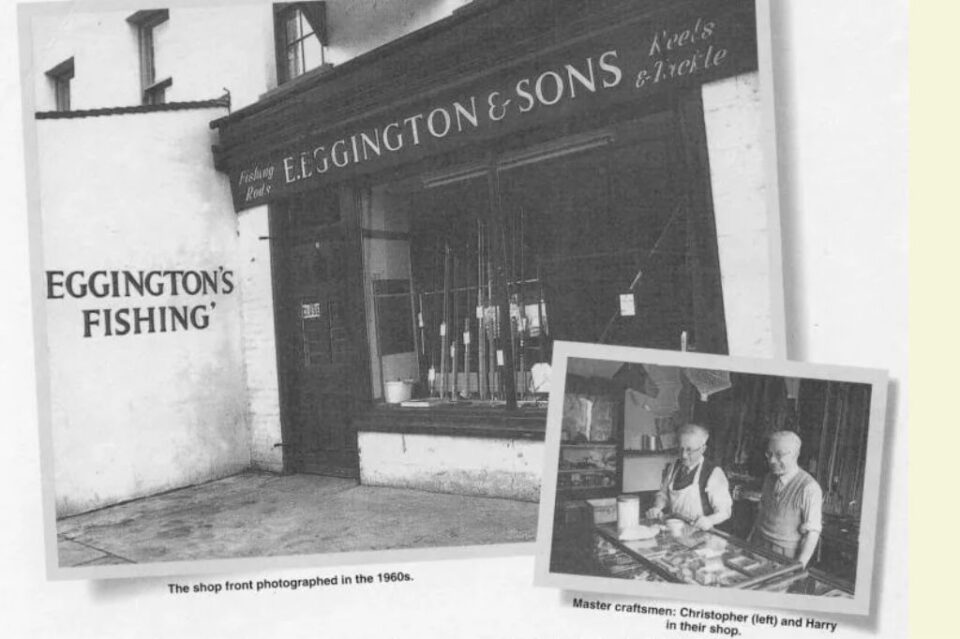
[586,520,854,596]
[593,519,802,589]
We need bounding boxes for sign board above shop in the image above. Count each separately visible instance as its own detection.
[218,0,757,212]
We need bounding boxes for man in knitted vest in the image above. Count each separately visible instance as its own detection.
[749,430,823,567]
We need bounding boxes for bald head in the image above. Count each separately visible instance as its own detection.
[765,430,802,475]
[678,424,709,468]
[678,423,710,444]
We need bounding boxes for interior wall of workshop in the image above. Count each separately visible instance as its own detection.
[36,108,251,518]
[28,4,275,113]
[361,185,419,400]
[701,71,776,358]
[358,432,542,501]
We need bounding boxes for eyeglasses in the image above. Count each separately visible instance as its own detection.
[680,445,705,456]
[765,450,796,461]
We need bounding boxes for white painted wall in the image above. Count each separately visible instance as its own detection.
[36,107,250,517]
[358,431,542,501]
[28,3,274,112]
[154,5,275,109]
[325,0,471,66]
[622,453,673,493]
[28,1,474,113]
[702,72,775,358]
[237,205,284,472]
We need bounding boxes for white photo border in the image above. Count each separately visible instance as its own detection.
[533,341,890,617]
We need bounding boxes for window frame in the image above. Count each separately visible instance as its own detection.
[45,57,74,112]
[273,2,328,85]
[127,9,171,105]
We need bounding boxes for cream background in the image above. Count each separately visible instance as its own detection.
[0,0,914,637]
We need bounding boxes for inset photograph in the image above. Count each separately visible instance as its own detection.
[534,343,889,615]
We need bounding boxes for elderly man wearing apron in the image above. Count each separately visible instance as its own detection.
[646,424,732,531]
[749,430,823,567]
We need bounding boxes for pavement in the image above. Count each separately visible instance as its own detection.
[57,471,538,567]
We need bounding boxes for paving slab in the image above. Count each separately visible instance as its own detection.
[56,471,537,566]
[58,539,111,566]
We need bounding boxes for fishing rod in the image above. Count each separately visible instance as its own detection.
[440,242,451,399]
[477,218,487,400]
[517,206,527,400]
[451,251,459,400]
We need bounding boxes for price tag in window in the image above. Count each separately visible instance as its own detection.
[439,322,446,336]
[619,293,636,317]
[450,344,456,357]
[463,331,471,344]
[428,367,436,382]
[496,349,505,367]
[476,306,483,319]
[417,312,424,328]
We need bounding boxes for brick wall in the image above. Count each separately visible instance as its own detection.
[237,206,285,472]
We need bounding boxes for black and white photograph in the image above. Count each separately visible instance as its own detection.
[20,0,784,579]
[534,342,889,616]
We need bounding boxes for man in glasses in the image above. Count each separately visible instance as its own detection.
[749,430,823,567]
[645,423,732,531]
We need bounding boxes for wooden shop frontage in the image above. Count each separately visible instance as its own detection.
[210,0,766,500]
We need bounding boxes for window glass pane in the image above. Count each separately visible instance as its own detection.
[364,112,695,400]
[298,10,315,38]
[286,43,303,80]
[55,78,70,111]
[284,10,302,43]
[140,27,155,86]
[301,34,324,71]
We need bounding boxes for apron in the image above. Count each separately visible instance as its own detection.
[667,462,706,521]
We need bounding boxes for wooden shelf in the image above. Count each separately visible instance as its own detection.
[623,448,678,456]
[558,468,615,474]
[561,443,617,448]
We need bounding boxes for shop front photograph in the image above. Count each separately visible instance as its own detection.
[534,344,889,616]
[21,0,783,579]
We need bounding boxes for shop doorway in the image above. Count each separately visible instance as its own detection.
[273,189,369,477]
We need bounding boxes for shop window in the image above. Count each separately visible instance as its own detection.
[361,110,719,407]
[46,57,74,111]
[127,9,170,105]
[273,2,328,84]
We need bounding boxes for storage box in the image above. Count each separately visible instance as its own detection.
[586,497,617,524]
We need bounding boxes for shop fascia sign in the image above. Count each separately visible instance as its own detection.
[227,0,757,212]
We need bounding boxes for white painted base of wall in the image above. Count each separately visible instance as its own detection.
[358,432,543,502]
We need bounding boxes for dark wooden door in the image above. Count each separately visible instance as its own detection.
[276,193,369,478]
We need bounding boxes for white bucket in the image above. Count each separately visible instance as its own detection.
[384,380,414,404]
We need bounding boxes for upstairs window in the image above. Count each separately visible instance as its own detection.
[46,57,74,111]
[127,9,171,105]
[274,2,328,84]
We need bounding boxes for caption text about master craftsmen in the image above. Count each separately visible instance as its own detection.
[572,598,840,636]
[167,570,413,595]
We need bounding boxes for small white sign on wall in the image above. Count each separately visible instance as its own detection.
[619,293,636,317]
